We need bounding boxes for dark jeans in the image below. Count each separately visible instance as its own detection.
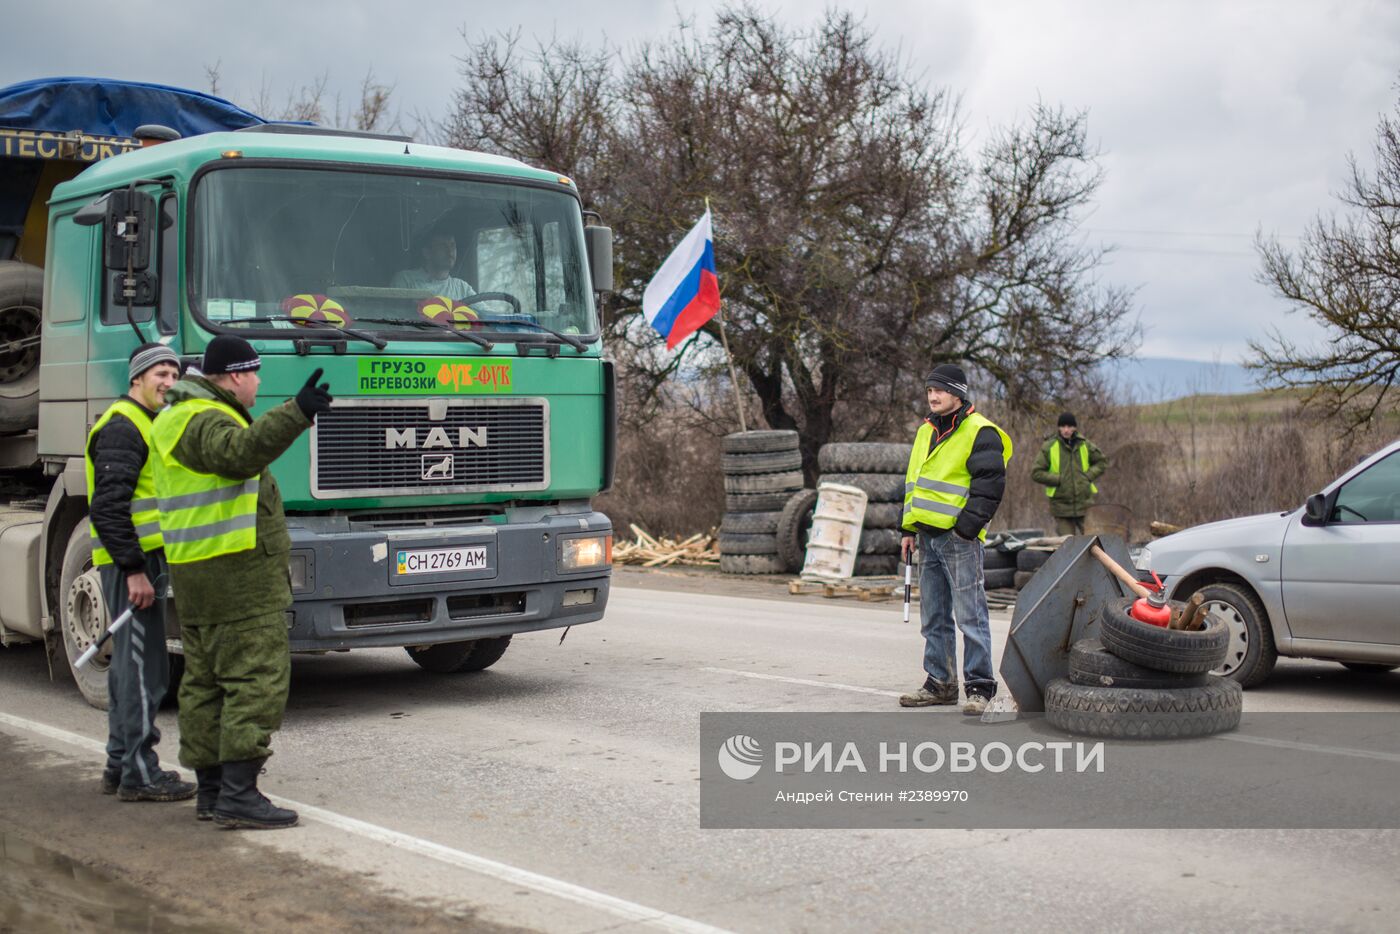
[100,551,171,788]
[917,530,997,697]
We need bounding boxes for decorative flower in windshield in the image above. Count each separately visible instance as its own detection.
[282,294,352,327]
[418,295,479,330]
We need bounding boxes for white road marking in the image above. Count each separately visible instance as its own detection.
[1216,732,1400,763]
[0,711,734,934]
[701,667,903,698]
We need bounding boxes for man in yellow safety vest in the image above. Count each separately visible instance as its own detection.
[87,342,195,802]
[1030,412,1108,536]
[897,364,1012,716]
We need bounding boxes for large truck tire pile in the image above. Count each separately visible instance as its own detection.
[718,430,804,574]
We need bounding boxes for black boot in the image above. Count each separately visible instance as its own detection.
[211,759,298,830]
[195,766,223,821]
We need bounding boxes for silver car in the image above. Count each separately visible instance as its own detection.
[1135,438,1400,687]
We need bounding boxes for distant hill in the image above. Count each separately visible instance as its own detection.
[1099,356,1259,401]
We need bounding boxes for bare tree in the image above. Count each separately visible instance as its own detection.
[1253,90,1400,425]
[206,65,403,134]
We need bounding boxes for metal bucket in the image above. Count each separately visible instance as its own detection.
[800,482,869,580]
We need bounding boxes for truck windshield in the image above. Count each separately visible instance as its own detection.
[190,166,599,343]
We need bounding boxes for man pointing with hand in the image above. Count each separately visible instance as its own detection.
[152,336,332,829]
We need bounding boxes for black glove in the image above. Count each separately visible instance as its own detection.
[295,368,333,420]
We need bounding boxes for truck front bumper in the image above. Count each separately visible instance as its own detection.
[281,510,611,651]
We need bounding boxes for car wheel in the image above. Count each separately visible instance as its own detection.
[1339,662,1398,674]
[1196,582,1277,688]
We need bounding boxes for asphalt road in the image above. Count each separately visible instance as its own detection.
[3,567,1399,933]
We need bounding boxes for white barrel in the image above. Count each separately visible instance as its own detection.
[800,482,869,580]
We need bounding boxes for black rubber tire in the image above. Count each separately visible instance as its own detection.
[1016,548,1054,571]
[721,553,788,575]
[862,503,904,529]
[854,554,899,576]
[775,488,818,573]
[858,528,902,554]
[1340,662,1398,674]
[817,442,908,474]
[718,532,779,555]
[722,430,799,454]
[724,470,804,494]
[1013,570,1035,590]
[0,261,43,435]
[820,472,905,503]
[1100,597,1230,675]
[983,568,1017,590]
[1044,676,1242,739]
[406,635,511,673]
[726,490,799,513]
[721,449,803,475]
[983,548,1016,571]
[58,519,110,710]
[1193,582,1278,688]
[1068,638,1210,690]
[720,511,781,535]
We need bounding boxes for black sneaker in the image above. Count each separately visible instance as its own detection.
[101,768,120,795]
[118,770,197,802]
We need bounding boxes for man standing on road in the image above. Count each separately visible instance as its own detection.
[88,343,195,803]
[898,364,1012,716]
[1030,412,1108,537]
[152,335,332,830]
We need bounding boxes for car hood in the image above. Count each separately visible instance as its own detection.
[1145,511,1292,574]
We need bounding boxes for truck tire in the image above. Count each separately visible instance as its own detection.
[722,430,799,454]
[1013,570,1035,590]
[983,568,1017,591]
[775,488,818,572]
[853,554,898,576]
[1100,597,1230,675]
[721,553,787,575]
[406,635,511,673]
[1194,582,1278,688]
[721,450,802,475]
[726,490,799,513]
[718,532,779,555]
[1044,676,1242,739]
[1016,548,1053,571]
[1068,638,1210,690]
[720,511,781,535]
[817,442,908,474]
[858,528,902,554]
[819,472,904,503]
[723,470,804,494]
[862,503,903,529]
[0,262,43,435]
[983,548,1016,571]
[59,519,111,710]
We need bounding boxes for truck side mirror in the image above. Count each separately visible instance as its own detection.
[100,188,157,272]
[1303,493,1330,526]
[584,225,613,294]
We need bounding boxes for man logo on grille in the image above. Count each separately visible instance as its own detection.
[422,454,454,481]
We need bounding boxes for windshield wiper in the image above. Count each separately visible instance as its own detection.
[354,316,494,350]
[472,318,592,352]
[224,315,387,350]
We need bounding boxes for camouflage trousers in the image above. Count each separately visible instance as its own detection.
[177,611,290,769]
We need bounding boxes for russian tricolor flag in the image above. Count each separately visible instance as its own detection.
[642,209,721,350]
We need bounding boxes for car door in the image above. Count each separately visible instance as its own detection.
[1279,449,1400,645]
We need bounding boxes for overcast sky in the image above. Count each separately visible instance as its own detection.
[5,0,1398,363]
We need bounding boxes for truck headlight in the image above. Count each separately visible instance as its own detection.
[560,534,611,571]
[288,552,313,593]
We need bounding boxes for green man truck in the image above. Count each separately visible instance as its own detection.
[0,78,616,708]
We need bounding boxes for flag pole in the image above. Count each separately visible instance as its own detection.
[708,199,748,433]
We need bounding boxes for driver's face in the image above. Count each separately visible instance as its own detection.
[423,235,457,277]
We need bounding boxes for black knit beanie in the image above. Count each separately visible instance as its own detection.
[1058,412,1077,428]
[924,363,969,399]
[202,335,261,375]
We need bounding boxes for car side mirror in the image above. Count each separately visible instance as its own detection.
[584,225,613,295]
[1303,493,1330,526]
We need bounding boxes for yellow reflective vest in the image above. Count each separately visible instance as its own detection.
[85,399,164,566]
[902,412,1013,542]
[1045,440,1097,497]
[151,398,260,565]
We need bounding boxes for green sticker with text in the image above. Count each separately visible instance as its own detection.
[357,358,514,394]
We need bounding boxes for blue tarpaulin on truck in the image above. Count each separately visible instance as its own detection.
[0,76,269,139]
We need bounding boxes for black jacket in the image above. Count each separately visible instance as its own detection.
[915,403,1007,541]
[88,399,159,573]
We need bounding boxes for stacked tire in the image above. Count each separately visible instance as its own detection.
[814,443,907,577]
[984,528,1044,592]
[1045,598,1241,739]
[720,430,805,575]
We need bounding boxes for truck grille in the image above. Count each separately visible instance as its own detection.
[311,398,549,498]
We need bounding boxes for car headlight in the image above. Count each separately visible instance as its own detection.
[560,534,612,571]
[1133,546,1152,572]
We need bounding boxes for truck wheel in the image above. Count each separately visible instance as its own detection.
[406,635,512,673]
[59,519,111,709]
[817,442,908,474]
[1100,597,1230,675]
[1044,676,1242,739]
[1195,582,1277,688]
[721,430,799,454]
[775,488,818,572]
[0,261,43,435]
[818,472,905,503]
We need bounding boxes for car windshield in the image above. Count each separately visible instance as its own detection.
[190,165,598,342]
